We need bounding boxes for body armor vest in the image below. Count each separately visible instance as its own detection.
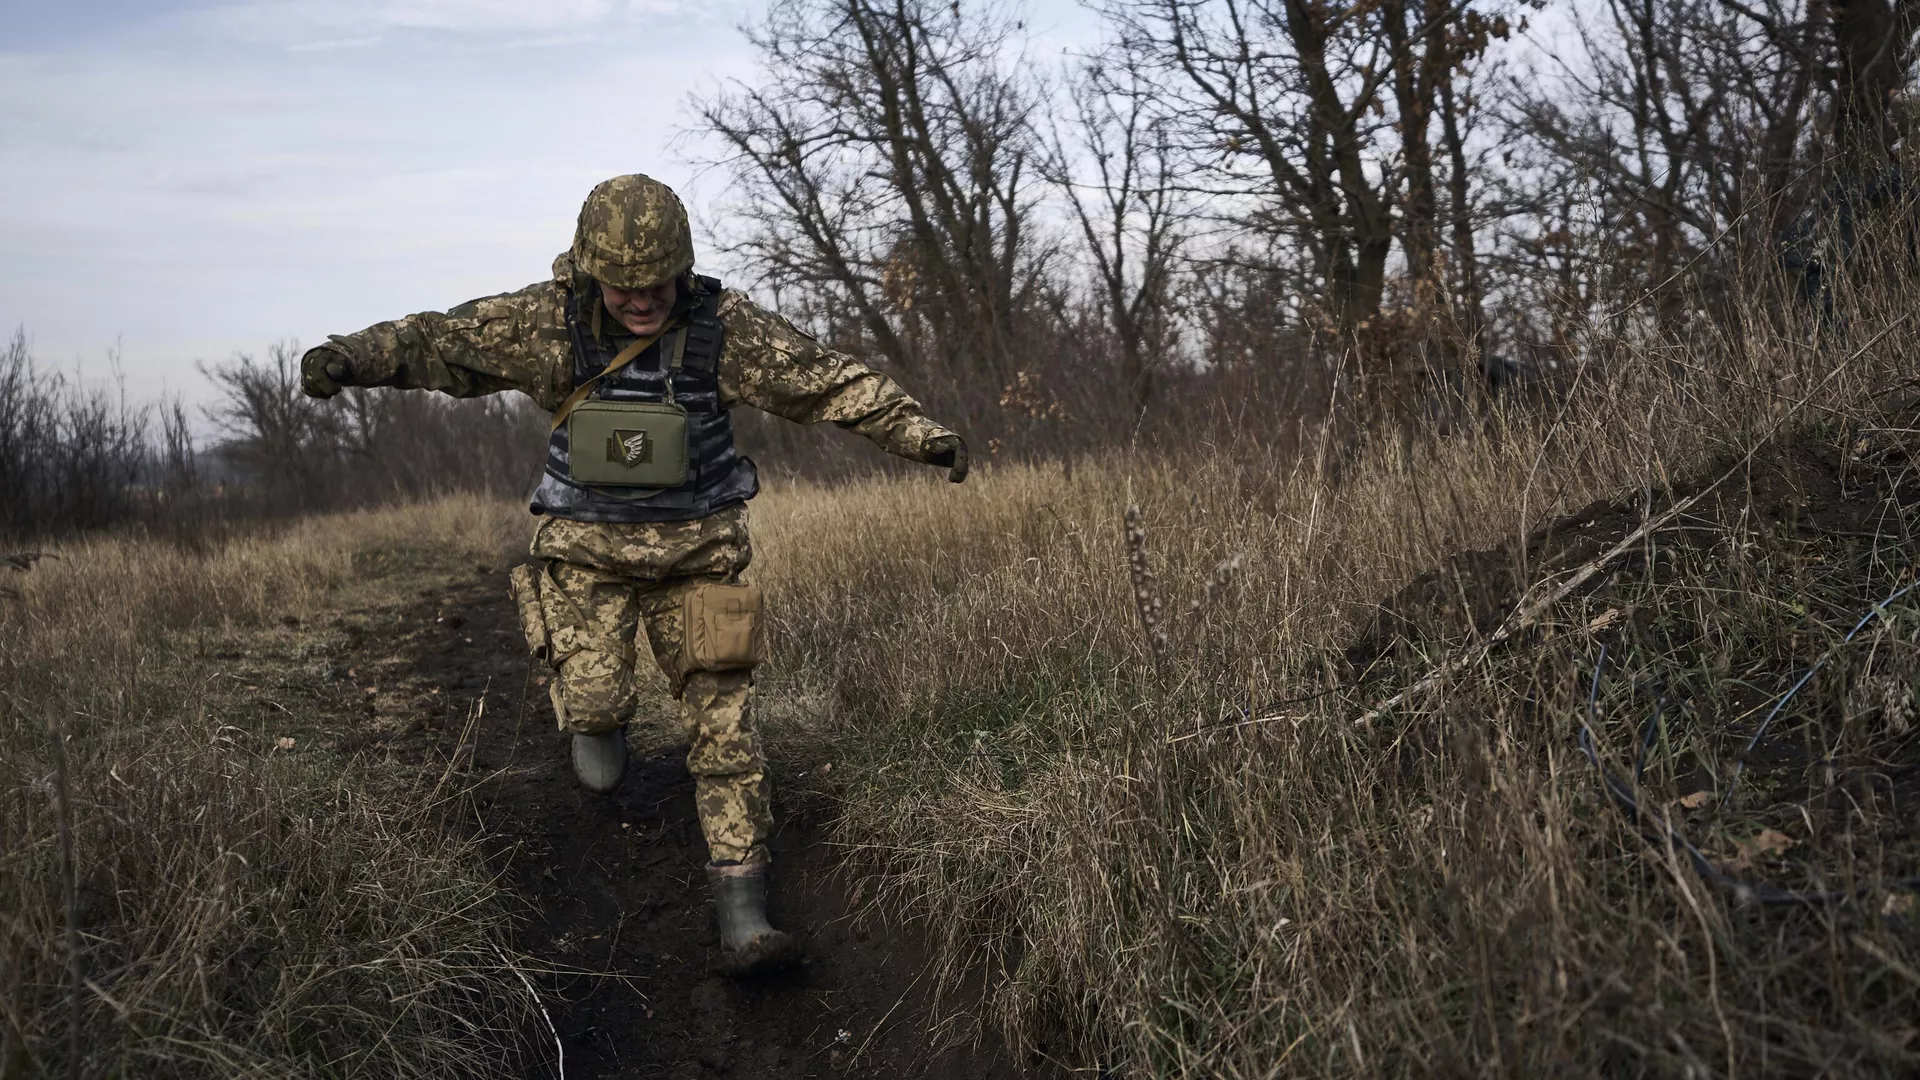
[530,275,759,523]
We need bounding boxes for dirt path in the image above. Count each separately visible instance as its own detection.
[330,554,1022,1079]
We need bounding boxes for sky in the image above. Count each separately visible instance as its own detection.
[0,0,1091,407]
[4,0,1576,410]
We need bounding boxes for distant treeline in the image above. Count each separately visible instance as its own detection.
[0,330,546,544]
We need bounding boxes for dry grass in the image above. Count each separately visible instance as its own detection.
[1,496,536,1078]
[9,253,1920,1076]
[746,258,1920,1073]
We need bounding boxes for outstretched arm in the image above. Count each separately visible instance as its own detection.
[300,280,573,410]
[716,292,968,481]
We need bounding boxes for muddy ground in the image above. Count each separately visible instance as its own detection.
[321,550,1025,1079]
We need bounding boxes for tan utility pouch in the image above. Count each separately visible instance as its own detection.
[683,582,766,672]
[507,564,552,664]
[567,400,690,488]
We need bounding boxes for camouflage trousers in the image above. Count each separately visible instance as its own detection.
[529,505,771,865]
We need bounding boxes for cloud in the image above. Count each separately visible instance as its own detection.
[284,35,385,52]
[190,0,712,45]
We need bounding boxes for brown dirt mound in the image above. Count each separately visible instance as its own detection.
[1337,404,1920,909]
[1346,405,1920,674]
[329,561,1023,1079]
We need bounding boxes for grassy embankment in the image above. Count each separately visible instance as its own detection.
[1,499,538,1078]
[8,256,1920,1075]
[747,278,1920,1072]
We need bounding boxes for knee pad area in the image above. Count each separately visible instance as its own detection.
[557,652,636,734]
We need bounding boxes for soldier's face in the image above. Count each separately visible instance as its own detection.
[601,278,678,336]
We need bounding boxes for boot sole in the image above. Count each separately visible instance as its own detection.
[570,733,628,794]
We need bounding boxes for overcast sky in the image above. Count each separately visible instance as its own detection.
[0,0,1088,406]
[6,1,1572,410]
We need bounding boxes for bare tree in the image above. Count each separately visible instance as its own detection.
[1830,0,1920,172]
[1495,0,1920,335]
[1098,0,1399,339]
[200,343,346,504]
[199,344,545,515]
[691,0,1052,387]
[1097,0,1509,357]
[1439,62,1486,344]
[1041,49,1186,413]
[337,388,546,500]
[0,331,153,540]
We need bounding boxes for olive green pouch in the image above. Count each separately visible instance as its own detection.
[567,400,690,488]
[551,321,694,489]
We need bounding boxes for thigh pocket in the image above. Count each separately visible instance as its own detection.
[507,564,552,664]
[682,582,766,672]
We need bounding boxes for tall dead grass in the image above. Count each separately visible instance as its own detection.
[747,242,1920,1072]
[1,496,534,1077]
[9,237,1919,1076]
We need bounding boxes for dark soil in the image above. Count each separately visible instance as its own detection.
[330,559,1024,1079]
[1339,409,1920,900]
[1345,409,1920,675]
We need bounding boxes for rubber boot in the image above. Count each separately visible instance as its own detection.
[707,860,799,976]
[570,728,627,794]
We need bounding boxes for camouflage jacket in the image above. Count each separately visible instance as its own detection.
[304,254,955,463]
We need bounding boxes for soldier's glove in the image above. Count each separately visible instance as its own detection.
[300,342,354,399]
[923,434,969,484]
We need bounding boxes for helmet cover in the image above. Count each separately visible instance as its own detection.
[572,174,696,289]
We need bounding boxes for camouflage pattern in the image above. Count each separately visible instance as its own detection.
[299,252,958,463]
[296,177,967,867]
[571,174,697,291]
[531,507,771,864]
[533,506,754,590]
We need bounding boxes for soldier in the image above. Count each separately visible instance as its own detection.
[300,174,967,975]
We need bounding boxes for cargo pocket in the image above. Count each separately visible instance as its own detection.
[682,582,766,672]
[507,563,553,664]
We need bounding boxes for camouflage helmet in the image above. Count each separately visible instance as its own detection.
[571,174,695,289]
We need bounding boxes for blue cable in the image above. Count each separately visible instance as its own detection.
[1579,640,1920,907]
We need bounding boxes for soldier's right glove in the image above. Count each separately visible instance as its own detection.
[923,434,969,483]
[300,343,354,399]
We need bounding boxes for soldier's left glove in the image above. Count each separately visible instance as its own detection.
[923,434,969,483]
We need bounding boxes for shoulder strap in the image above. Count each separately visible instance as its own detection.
[677,288,726,375]
[549,321,677,432]
[664,325,689,404]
